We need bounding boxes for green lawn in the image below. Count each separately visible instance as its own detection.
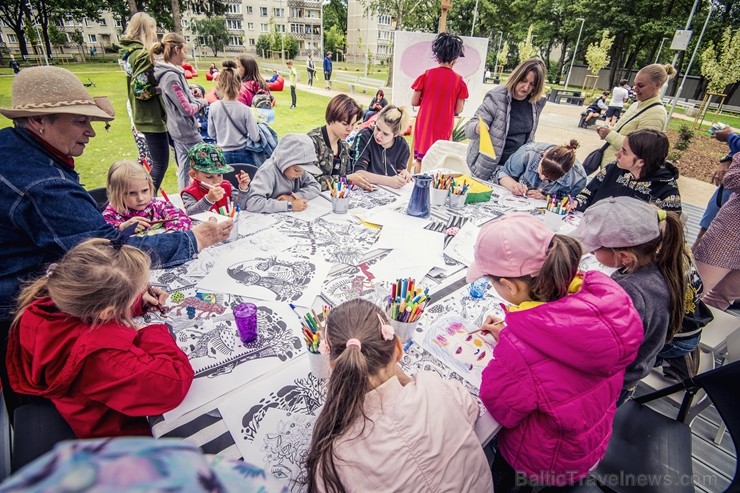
[0,65,335,193]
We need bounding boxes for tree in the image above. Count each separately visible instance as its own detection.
[323,0,347,36]
[517,25,536,63]
[190,16,228,56]
[0,0,30,58]
[256,34,271,57]
[71,28,86,62]
[48,24,68,56]
[324,25,346,55]
[497,40,509,74]
[700,27,740,94]
[585,29,613,76]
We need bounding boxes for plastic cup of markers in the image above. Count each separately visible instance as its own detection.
[307,351,331,379]
[543,210,564,232]
[430,187,449,207]
[447,192,468,210]
[233,302,258,344]
[331,196,350,214]
[389,319,419,344]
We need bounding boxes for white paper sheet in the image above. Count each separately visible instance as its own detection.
[281,195,333,222]
[190,211,233,223]
[163,300,306,421]
[197,250,332,306]
[443,221,481,267]
[368,248,439,283]
[359,209,431,229]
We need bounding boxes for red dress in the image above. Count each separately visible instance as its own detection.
[411,66,469,160]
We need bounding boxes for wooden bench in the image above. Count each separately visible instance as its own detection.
[548,88,584,105]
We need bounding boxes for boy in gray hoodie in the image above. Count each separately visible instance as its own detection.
[246,134,322,213]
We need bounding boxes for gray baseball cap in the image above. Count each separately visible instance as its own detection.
[574,196,662,253]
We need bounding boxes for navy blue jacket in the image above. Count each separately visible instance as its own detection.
[0,127,197,321]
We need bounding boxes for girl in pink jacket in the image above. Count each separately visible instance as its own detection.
[467,213,643,491]
[302,299,492,493]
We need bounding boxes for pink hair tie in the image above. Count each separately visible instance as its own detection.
[345,338,362,351]
[377,314,395,341]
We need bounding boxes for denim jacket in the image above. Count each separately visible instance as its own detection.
[496,142,587,198]
[0,127,198,321]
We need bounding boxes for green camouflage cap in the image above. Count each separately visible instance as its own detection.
[187,143,234,174]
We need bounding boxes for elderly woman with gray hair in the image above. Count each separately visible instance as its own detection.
[0,66,232,412]
[464,58,547,181]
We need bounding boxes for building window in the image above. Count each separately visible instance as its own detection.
[8,34,17,43]
[227,19,242,29]
[378,30,392,40]
[64,18,75,26]
[88,34,97,43]
[378,14,392,25]
[114,18,122,28]
[273,8,284,17]
[181,19,189,28]
[377,44,388,55]
[227,3,242,14]
[246,6,253,14]
[247,22,254,30]
[260,7,268,16]
[229,36,241,46]
[277,24,285,33]
[260,23,269,32]
[249,38,256,46]
[98,18,107,26]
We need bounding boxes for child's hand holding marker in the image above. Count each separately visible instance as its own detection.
[510,182,528,197]
[199,180,226,203]
[290,192,308,211]
[470,315,505,342]
[120,216,151,234]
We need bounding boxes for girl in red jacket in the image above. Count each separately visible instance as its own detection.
[468,213,643,491]
[6,238,194,438]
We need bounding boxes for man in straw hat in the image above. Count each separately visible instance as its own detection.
[0,66,233,413]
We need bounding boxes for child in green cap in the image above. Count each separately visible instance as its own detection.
[180,143,251,215]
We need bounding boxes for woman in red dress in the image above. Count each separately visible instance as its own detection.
[411,33,469,172]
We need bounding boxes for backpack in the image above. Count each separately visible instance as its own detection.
[252,91,273,110]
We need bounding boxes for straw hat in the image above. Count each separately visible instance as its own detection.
[0,66,115,121]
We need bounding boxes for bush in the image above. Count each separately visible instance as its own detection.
[674,124,693,151]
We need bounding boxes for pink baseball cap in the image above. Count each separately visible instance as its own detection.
[466,213,556,281]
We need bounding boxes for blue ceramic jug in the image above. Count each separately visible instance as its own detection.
[407,174,432,218]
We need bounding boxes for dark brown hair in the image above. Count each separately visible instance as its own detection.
[625,129,670,178]
[325,94,363,125]
[540,140,580,181]
[614,212,686,340]
[303,299,397,493]
[236,54,267,91]
[492,235,582,302]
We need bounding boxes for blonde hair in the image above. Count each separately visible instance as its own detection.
[106,160,154,213]
[12,239,151,331]
[637,63,676,87]
[150,32,186,65]
[376,104,410,136]
[217,59,241,100]
[123,12,158,49]
[506,58,547,103]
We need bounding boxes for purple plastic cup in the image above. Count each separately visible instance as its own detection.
[233,302,258,344]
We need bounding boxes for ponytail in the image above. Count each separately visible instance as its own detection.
[530,235,582,302]
[11,276,50,334]
[376,105,410,136]
[303,299,397,493]
[656,212,686,340]
[148,32,185,65]
[217,59,241,100]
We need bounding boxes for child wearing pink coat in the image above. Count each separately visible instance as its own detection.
[468,214,643,490]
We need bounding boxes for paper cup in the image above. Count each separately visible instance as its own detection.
[307,351,330,379]
[233,302,258,344]
[430,187,449,207]
[543,211,564,232]
[227,214,240,241]
[447,192,468,210]
[331,196,350,214]
[390,319,419,343]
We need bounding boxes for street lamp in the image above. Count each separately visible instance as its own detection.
[471,0,479,36]
[279,0,285,61]
[26,0,48,65]
[563,18,585,91]
[655,37,669,63]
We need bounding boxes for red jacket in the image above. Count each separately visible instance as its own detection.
[180,179,233,213]
[6,297,194,438]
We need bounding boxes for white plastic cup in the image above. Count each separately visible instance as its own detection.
[430,187,449,207]
[543,210,563,232]
[448,192,468,210]
[331,196,350,214]
[389,319,419,343]
[307,351,330,379]
[227,214,240,241]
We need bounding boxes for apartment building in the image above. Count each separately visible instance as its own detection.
[346,0,393,64]
[0,0,322,60]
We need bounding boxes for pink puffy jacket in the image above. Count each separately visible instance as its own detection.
[480,270,643,485]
